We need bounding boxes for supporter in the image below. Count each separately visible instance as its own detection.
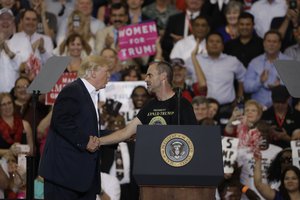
[127,0,149,24]
[224,99,262,145]
[217,165,260,200]
[224,12,264,68]
[12,8,53,80]
[0,8,26,93]
[185,32,246,117]
[262,85,300,148]
[0,93,33,157]
[266,148,293,189]
[216,0,242,43]
[121,65,142,81]
[284,25,300,60]
[100,47,122,81]
[0,0,19,16]
[0,151,27,199]
[249,0,287,38]
[55,10,95,55]
[130,85,150,109]
[97,0,125,25]
[244,30,291,108]
[95,2,128,54]
[18,0,57,42]
[142,0,179,36]
[207,97,220,121]
[170,15,210,62]
[56,0,105,45]
[237,121,282,199]
[58,32,91,62]
[161,0,207,60]
[13,77,50,133]
[271,0,300,50]
[191,96,209,124]
[254,151,300,200]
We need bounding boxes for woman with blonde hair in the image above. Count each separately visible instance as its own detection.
[224,99,263,148]
[55,10,95,55]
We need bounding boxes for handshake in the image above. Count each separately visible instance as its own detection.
[86,136,102,153]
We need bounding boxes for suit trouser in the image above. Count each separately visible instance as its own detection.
[44,177,99,200]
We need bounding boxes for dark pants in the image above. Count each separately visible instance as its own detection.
[44,179,98,200]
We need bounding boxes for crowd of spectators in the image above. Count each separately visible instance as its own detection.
[1,0,300,199]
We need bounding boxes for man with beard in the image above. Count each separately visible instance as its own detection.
[99,61,197,145]
[95,3,128,54]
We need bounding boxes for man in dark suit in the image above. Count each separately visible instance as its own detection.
[161,0,207,61]
[39,56,110,200]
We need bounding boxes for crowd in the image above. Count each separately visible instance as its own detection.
[1,0,300,199]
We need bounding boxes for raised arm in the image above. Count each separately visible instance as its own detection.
[191,39,206,88]
[253,152,276,200]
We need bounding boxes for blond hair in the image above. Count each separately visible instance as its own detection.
[77,55,110,78]
[245,99,263,118]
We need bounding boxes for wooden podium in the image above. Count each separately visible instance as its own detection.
[133,125,223,200]
[140,186,215,200]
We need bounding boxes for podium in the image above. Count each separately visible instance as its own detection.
[133,125,224,200]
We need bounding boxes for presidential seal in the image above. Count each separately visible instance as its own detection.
[160,133,194,167]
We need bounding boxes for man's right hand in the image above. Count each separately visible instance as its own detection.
[86,136,100,152]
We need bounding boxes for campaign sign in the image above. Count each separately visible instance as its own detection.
[45,72,77,105]
[118,21,158,60]
[222,137,239,173]
[291,140,300,169]
[100,81,146,114]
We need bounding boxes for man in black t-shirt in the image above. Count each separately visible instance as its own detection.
[100,61,197,145]
[262,85,300,148]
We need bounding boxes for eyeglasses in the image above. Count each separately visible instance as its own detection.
[280,156,292,164]
[0,101,13,107]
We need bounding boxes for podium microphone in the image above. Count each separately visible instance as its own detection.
[176,87,182,125]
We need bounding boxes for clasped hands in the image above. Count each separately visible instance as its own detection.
[86,136,102,153]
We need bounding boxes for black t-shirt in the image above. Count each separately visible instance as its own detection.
[137,94,197,125]
[224,35,264,67]
[262,106,300,148]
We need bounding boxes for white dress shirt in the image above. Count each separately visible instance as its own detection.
[170,35,207,62]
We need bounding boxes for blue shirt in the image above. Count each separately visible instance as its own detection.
[243,53,291,107]
[186,53,246,105]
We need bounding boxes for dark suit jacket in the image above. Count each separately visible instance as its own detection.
[39,78,100,193]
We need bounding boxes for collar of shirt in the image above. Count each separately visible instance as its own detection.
[186,10,200,20]
[81,78,99,96]
[210,0,230,10]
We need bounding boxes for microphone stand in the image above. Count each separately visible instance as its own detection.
[177,88,182,125]
[26,90,40,200]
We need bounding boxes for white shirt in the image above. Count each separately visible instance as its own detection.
[97,172,121,200]
[170,35,206,62]
[10,31,54,65]
[0,39,27,92]
[185,53,246,104]
[237,145,282,200]
[249,0,287,38]
[184,10,200,37]
[81,78,100,125]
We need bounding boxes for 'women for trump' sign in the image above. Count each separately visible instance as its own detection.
[118,21,158,60]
